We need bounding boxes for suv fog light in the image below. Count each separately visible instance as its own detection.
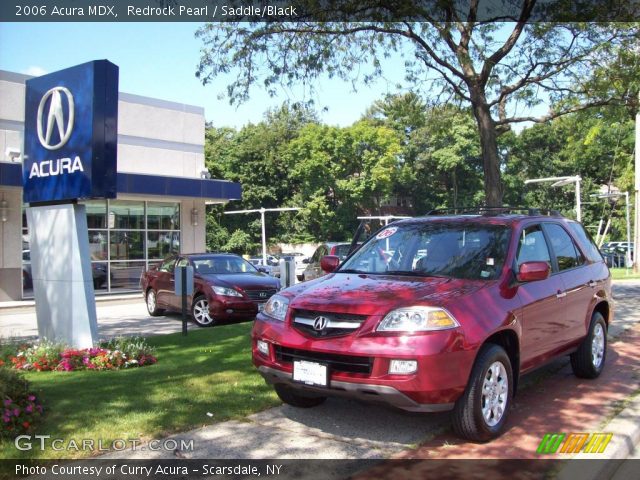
[257,340,270,357]
[389,360,417,375]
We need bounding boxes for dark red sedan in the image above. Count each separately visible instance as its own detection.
[141,253,280,327]
[252,211,612,441]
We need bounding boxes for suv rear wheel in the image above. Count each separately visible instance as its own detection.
[452,344,513,442]
[274,384,327,408]
[571,312,607,379]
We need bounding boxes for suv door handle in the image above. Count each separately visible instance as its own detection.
[556,290,567,299]
[588,280,597,288]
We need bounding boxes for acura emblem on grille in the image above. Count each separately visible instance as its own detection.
[313,316,329,331]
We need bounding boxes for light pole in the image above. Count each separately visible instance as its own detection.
[592,192,632,269]
[224,207,301,264]
[634,91,640,273]
[524,176,582,222]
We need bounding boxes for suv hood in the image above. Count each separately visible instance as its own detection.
[286,272,489,316]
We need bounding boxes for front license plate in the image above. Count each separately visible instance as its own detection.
[293,360,329,387]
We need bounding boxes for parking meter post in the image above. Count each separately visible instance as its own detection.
[181,266,187,337]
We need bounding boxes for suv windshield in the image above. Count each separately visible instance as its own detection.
[339,222,511,280]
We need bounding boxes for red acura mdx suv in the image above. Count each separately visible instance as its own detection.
[252,210,612,441]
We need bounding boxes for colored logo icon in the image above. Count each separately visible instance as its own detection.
[536,432,613,454]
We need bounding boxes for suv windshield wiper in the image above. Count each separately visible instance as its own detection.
[382,270,451,278]
[338,269,368,274]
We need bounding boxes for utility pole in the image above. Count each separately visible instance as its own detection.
[634,91,639,273]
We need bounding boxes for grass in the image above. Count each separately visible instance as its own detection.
[610,268,640,280]
[0,323,280,459]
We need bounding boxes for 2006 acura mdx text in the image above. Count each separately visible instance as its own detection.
[252,210,612,441]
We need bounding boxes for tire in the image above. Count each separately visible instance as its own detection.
[274,384,327,408]
[570,312,607,379]
[452,344,513,442]
[146,289,164,316]
[191,295,216,327]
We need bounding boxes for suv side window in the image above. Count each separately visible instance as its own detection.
[568,222,603,263]
[516,225,552,268]
[544,223,584,271]
[159,256,176,273]
[311,247,322,263]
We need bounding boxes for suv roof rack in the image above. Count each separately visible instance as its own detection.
[425,206,563,217]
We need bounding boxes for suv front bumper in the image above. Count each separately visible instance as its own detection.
[257,365,454,412]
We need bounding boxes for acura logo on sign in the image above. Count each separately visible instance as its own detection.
[37,86,75,150]
[313,316,329,331]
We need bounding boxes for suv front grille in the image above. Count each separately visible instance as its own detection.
[292,309,367,338]
[274,346,373,375]
[245,289,277,302]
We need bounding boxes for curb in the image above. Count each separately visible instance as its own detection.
[0,293,141,312]
[558,393,640,480]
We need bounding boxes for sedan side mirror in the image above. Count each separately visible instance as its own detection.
[517,261,550,283]
[302,258,310,264]
[320,255,340,273]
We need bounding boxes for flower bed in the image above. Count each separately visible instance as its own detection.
[1,337,157,372]
[0,367,44,438]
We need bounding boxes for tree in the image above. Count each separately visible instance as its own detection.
[196,2,638,206]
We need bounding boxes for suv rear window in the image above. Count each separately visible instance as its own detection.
[339,222,510,280]
[568,222,603,263]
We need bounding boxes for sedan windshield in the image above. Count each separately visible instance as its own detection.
[339,222,510,280]
[192,256,258,275]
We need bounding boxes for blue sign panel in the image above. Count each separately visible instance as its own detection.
[23,60,119,204]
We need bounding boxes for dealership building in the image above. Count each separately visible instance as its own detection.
[0,69,241,302]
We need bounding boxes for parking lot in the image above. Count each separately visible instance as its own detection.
[1,280,638,463]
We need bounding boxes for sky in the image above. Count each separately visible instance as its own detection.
[0,22,412,129]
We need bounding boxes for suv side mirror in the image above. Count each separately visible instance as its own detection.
[517,261,550,282]
[320,255,340,273]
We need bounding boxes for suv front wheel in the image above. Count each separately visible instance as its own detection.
[452,344,513,442]
[571,312,607,379]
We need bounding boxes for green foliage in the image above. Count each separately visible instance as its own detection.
[99,336,156,360]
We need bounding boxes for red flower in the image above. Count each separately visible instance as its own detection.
[22,421,30,429]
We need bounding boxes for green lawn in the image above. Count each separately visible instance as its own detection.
[0,323,280,459]
[610,268,640,280]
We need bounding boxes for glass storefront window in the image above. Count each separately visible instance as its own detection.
[85,201,107,229]
[109,201,145,230]
[147,231,180,259]
[110,231,145,260]
[110,261,146,291]
[22,200,181,297]
[89,230,108,261]
[147,202,180,230]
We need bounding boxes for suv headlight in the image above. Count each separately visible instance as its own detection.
[212,286,243,297]
[377,307,459,332]
[263,294,290,321]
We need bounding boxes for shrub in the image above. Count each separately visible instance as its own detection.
[0,367,44,438]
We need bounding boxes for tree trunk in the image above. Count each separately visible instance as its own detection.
[470,91,503,207]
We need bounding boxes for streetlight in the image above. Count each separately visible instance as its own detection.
[592,192,632,269]
[224,207,301,264]
[524,176,582,222]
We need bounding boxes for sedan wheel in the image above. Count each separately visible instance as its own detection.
[146,289,163,316]
[192,296,216,327]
